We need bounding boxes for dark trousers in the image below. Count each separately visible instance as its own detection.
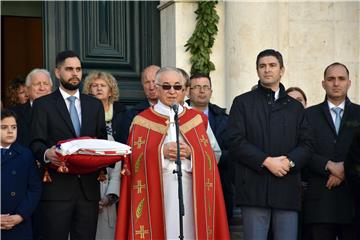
[306,223,357,240]
[39,181,99,240]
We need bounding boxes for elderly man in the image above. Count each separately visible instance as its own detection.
[304,62,360,240]
[11,68,53,146]
[115,67,229,239]
[116,65,160,143]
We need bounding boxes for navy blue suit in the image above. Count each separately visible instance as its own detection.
[304,98,360,239]
[1,142,42,240]
[304,99,360,224]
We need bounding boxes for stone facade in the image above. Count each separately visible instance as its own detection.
[159,1,359,110]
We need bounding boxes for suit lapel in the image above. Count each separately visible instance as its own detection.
[321,101,337,136]
[339,99,352,135]
[80,94,91,136]
[54,89,77,136]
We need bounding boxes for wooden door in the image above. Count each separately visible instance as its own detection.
[1,16,43,107]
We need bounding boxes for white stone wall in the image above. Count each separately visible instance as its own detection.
[159,1,360,110]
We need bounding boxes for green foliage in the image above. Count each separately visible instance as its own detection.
[185,1,219,76]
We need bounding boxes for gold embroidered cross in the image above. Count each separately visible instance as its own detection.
[205,178,213,191]
[134,136,145,149]
[199,135,208,147]
[133,180,146,194]
[135,225,149,239]
[207,228,213,236]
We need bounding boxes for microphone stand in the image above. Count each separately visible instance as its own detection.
[172,104,184,240]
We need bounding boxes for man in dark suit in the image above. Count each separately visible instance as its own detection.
[187,73,233,221]
[11,69,53,147]
[115,65,160,143]
[304,62,360,240]
[345,127,360,238]
[228,49,313,239]
[30,50,106,240]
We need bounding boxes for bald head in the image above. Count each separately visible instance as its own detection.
[141,65,160,104]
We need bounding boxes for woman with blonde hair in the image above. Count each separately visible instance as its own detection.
[83,71,126,239]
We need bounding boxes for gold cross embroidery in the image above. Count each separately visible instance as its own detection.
[135,225,149,239]
[134,136,145,149]
[207,228,213,236]
[199,135,208,147]
[205,178,213,191]
[133,180,146,194]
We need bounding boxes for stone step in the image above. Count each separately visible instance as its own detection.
[229,207,244,240]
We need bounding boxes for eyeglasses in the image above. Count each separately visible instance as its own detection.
[156,84,183,91]
[190,85,211,91]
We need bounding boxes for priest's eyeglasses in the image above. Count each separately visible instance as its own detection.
[157,84,183,91]
[190,85,211,91]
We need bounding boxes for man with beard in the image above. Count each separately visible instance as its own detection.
[30,50,106,240]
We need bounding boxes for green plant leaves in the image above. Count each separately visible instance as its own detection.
[185,0,219,75]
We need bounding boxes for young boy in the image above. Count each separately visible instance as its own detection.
[1,109,41,240]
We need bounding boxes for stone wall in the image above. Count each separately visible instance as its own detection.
[159,1,360,110]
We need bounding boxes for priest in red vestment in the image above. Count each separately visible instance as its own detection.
[115,67,229,239]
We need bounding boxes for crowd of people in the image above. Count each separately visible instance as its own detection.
[1,49,360,240]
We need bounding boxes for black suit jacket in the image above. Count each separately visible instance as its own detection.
[111,101,127,142]
[29,89,106,201]
[11,101,32,147]
[345,127,360,222]
[304,98,360,223]
[115,99,150,143]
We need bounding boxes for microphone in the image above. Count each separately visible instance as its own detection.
[171,103,179,114]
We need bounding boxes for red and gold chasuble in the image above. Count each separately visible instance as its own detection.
[115,107,229,239]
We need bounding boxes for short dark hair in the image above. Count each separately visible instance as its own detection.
[1,109,18,122]
[256,49,284,69]
[56,50,81,67]
[190,73,212,87]
[323,62,349,79]
[286,87,307,103]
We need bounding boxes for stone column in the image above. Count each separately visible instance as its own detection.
[158,0,227,108]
